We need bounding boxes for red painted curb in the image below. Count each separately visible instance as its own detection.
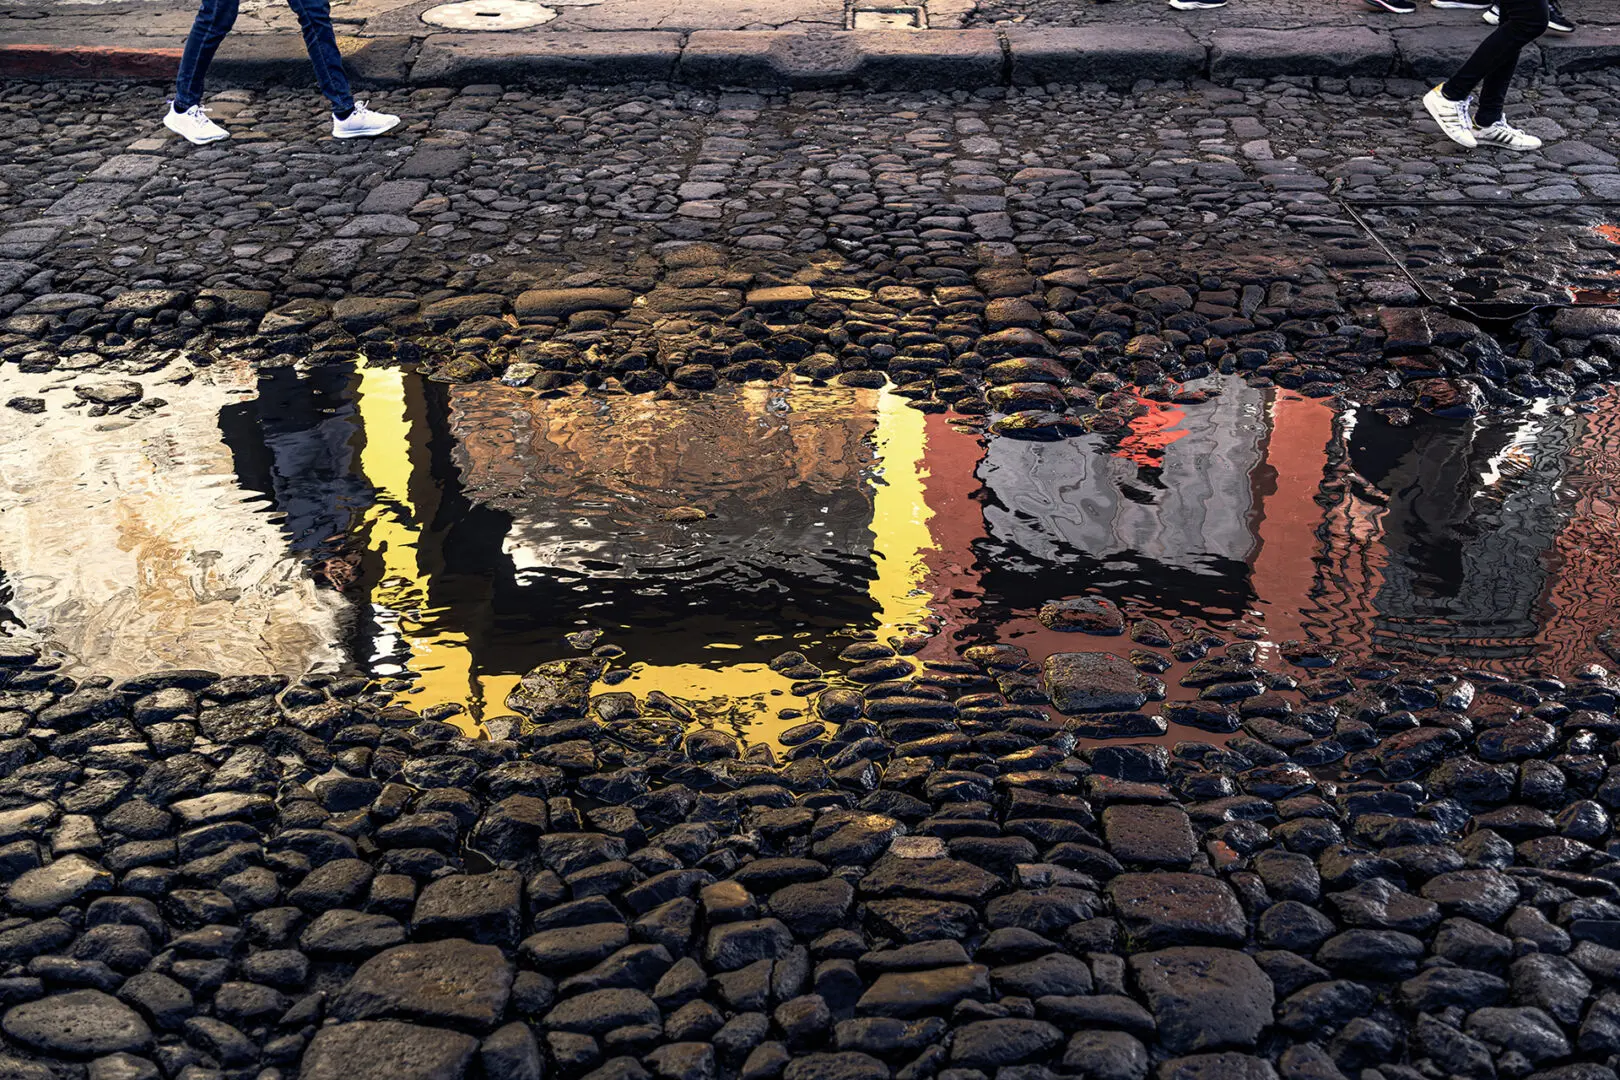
[0,44,182,79]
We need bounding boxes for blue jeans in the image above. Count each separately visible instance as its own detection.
[173,0,354,114]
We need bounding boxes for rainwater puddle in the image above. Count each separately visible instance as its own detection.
[3,360,1620,745]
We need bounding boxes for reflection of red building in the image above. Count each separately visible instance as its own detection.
[1250,392,1340,650]
[1536,398,1620,673]
[914,413,990,653]
[915,382,1616,682]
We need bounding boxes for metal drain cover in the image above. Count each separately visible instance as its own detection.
[421,0,557,29]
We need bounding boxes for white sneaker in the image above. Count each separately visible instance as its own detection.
[1474,118,1543,150]
[163,103,229,145]
[332,102,401,139]
[1423,86,1477,149]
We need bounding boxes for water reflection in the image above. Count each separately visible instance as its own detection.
[1324,403,1582,663]
[1,360,1617,743]
[0,364,347,676]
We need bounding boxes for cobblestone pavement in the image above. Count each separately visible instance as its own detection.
[4,74,1620,413]
[965,0,1607,30]
[0,0,1611,43]
[5,70,1620,1080]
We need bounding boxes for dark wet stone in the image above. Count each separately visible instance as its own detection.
[1044,654,1149,715]
[1038,994,1157,1039]
[2,990,151,1056]
[115,973,193,1031]
[1327,878,1440,934]
[770,879,855,938]
[523,923,630,971]
[1399,966,1508,1012]
[813,813,905,867]
[1103,806,1197,867]
[992,952,1095,998]
[480,1022,542,1080]
[506,659,607,724]
[6,854,115,914]
[182,1016,256,1066]
[1256,901,1335,953]
[536,833,630,878]
[288,858,373,912]
[706,919,794,972]
[1420,869,1520,924]
[782,1052,889,1080]
[986,886,1101,936]
[1158,1054,1279,1080]
[856,965,989,1018]
[1109,874,1246,948]
[1065,1030,1150,1080]
[1411,1014,1494,1080]
[301,1019,479,1080]
[1464,1006,1570,1062]
[1315,930,1424,978]
[833,1016,946,1057]
[951,1018,1063,1068]
[331,939,512,1032]
[1039,597,1126,635]
[859,858,1003,904]
[1277,980,1374,1037]
[298,910,406,956]
[545,989,660,1035]
[864,898,978,942]
[1131,948,1274,1054]
[646,1041,717,1080]
[413,870,522,948]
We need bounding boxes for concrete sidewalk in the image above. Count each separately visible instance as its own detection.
[0,0,1615,90]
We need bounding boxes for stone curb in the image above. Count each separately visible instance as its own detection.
[1,25,1617,90]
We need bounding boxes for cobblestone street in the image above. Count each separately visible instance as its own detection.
[5,44,1620,1080]
[3,73,1619,315]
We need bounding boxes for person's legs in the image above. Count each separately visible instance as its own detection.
[284,0,355,116]
[173,0,241,111]
[1441,0,1548,115]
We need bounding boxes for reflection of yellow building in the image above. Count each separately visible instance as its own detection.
[354,366,488,720]
[353,366,941,742]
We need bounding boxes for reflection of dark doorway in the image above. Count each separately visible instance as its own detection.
[0,567,18,633]
[222,366,896,684]
[1348,410,1576,659]
[217,366,372,556]
[433,388,885,675]
[962,417,1264,641]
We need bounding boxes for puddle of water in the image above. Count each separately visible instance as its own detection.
[0,363,348,677]
[4,361,1620,746]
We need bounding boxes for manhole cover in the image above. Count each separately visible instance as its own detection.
[851,6,923,27]
[421,0,557,29]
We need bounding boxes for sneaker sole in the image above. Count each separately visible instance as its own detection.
[163,118,229,145]
[1365,0,1417,12]
[1476,136,1543,151]
[1167,1,1227,9]
[1423,92,1477,148]
[1431,1,1491,7]
[333,116,402,139]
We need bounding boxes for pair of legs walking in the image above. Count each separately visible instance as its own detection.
[165,0,399,144]
[1423,0,1549,149]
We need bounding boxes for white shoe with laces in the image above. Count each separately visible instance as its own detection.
[1423,86,1477,148]
[163,103,230,145]
[1474,118,1543,150]
[332,102,401,139]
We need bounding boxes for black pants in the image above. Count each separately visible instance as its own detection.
[1441,0,1549,128]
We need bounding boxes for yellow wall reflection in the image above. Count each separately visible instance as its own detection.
[354,366,480,723]
[356,368,942,742]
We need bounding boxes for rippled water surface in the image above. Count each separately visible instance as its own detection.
[3,359,1619,743]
